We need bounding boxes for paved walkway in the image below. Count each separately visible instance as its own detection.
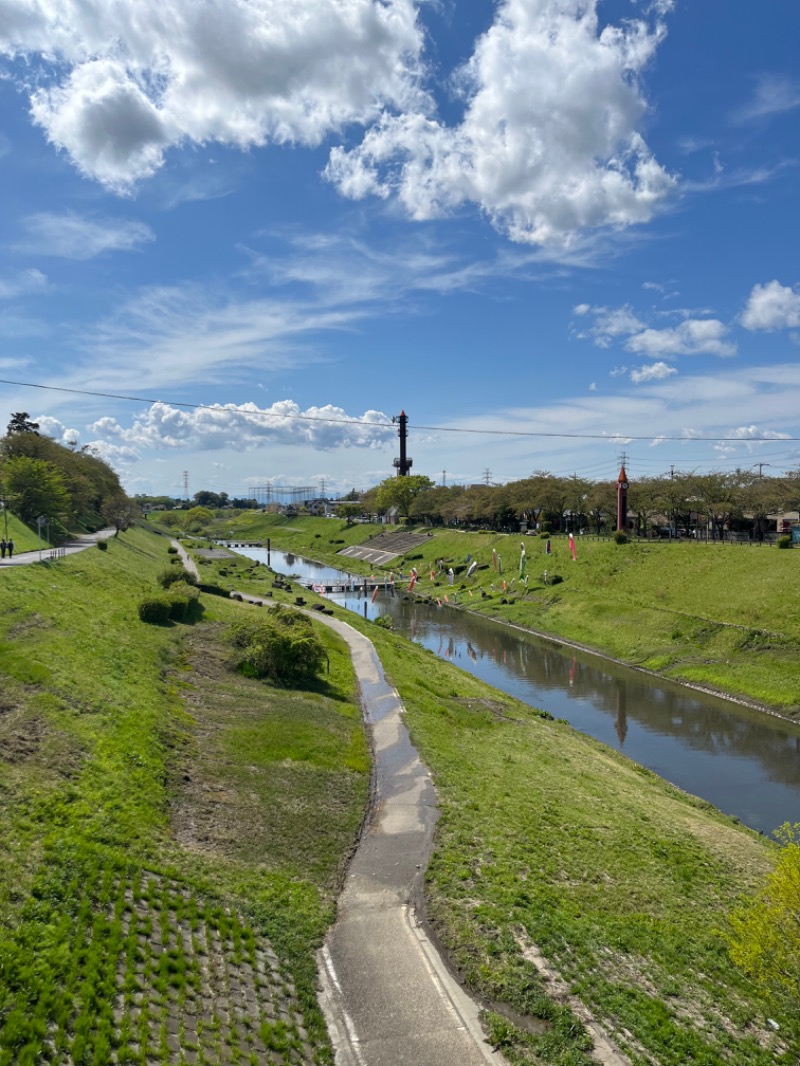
[0,528,115,567]
[233,591,504,1066]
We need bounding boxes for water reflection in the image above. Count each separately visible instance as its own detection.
[233,546,800,834]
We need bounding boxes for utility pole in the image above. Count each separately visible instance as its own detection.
[441,470,447,486]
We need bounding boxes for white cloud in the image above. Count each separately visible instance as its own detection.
[573,304,646,347]
[34,415,82,446]
[0,269,48,299]
[20,212,154,259]
[3,0,425,190]
[733,74,800,123]
[89,400,396,453]
[630,360,676,383]
[327,0,675,246]
[625,318,735,357]
[741,280,800,331]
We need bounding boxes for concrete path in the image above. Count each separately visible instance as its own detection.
[234,593,504,1066]
[0,528,115,567]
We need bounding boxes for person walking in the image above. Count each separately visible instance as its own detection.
[6,539,13,558]
[0,539,6,559]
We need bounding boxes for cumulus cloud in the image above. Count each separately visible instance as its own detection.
[327,0,676,246]
[89,400,395,452]
[741,280,800,331]
[572,304,646,347]
[573,303,733,356]
[625,318,735,357]
[34,415,81,446]
[630,360,676,383]
[2,0,425,190]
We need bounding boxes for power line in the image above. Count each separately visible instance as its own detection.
[2,376,799,444]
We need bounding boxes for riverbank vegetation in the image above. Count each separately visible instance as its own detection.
[0,418,136,542]
[0,526,368,1064]
[192,543,798,1064]
[168,511,800,718]
[3,521,796,1063]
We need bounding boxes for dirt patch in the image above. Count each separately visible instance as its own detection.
[0,714,46,763]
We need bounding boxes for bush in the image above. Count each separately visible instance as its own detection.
[229,607,327,685]
[96,540,108,551]
[550,574,563,585]
[167,545,178,554]
[138,596,172,624]
[777,535,792,549]
[613,530,629,544]
[167,582,201,621]
[157,565,196,589]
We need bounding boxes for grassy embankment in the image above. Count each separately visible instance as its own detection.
[0,525,369,1065]
[189,538,797,1066]
[0,512,39,553]
[201,512,800,717]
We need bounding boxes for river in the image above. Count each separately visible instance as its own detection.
[231,544,800,836]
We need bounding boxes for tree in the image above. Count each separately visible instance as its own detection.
[1,456,69,525]
[728,823,800,1023]
[375,474,434,517]
[6,412,40,435]
[338,503,362,526]
[101,494,139,536]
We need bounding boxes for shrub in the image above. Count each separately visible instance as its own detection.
[229,607,327,685]
[167,583,201,621]
[96,540,108,551]
[138,596,172,624]
[550,574,563,585]
[157,565,196,589]
[613,530,629,544]
[777,535,792,549]
[373,616,393,629]
[167,546,178,555]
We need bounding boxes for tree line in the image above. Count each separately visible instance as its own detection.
[0,413,138,537]
[362,468,800,538]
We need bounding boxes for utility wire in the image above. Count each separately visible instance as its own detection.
[1,377,798,444]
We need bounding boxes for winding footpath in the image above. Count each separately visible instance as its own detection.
[0,528,115,567]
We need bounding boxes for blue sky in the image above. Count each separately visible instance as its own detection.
[0,0,799,499]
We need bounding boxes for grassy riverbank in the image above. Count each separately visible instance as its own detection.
[0,526,368,1065]
[198,546,797,1065]
[197,513,800,717]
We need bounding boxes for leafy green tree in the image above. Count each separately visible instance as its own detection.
[100,493,139,536]
[338,503,362,525]
[375,474,434,517]
[728,823,800,1024]
[1,456,70,526]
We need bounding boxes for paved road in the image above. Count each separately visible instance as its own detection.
[234,593,504,1066]
[0,528,115,567]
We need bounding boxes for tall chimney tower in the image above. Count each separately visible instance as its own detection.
[392,411,413,477]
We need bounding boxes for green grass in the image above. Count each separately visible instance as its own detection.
[208,549,797,1064]
[198,514,800,715]
[0,526,369,1064]
[349,623,792,1064]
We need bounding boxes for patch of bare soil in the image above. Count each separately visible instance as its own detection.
[0,714,45,763]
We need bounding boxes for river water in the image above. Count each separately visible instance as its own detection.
[232,545,800,835]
